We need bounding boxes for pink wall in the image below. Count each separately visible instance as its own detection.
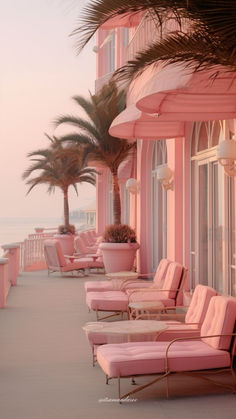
[166,138,184,264]
[96,168,110,235]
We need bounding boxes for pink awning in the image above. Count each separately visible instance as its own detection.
[101,12,144,29]
[109,104,185,141]
[136,64,236,120]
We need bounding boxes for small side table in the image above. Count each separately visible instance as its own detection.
[105,271,139,290]
[83,319,167,366]
[129,301,165,319]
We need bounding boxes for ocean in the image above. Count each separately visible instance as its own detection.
[0,217,63,249]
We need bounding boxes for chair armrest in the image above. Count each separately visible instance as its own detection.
[137,272,155,278]
[165,333,236,370]
[121,279,153,290]
[65,254,99,262]
[135,312,187,321]
[127,288,179,299]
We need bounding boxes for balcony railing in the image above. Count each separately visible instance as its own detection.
[0,225,96,307]
[127,15,158,61]
[127,13,181,61]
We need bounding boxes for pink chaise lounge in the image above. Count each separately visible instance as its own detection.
[84,258,170,293]
[86,262,187,320]
[97,296,236,401]
[44,239,103,276]
[84,284,216,365]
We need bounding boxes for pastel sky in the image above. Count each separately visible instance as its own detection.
[0,0,96,218]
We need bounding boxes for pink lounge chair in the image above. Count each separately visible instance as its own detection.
[146,284,217,341]
[44,239,103,276]
[84,258,171,293]
[74,236,98,255]
[86,262,186,320]
[83,284,216,365]
[97,296,236,401]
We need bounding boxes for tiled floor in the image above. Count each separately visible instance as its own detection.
[0,270,236,419]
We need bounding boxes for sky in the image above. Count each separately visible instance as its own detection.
[0,0,96,218]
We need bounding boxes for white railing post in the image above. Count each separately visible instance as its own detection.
[2,243,20,286]
[0,258,8,308]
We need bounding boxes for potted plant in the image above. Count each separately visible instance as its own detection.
[99,224,140,273]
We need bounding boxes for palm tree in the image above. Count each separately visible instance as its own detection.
[55,81,136,225]
[73,1,236,80]
[22,135,97,233]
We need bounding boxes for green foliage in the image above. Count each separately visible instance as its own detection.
[103,223,136,243]
[58,224,76,235]
[74,0,236,79]
[22,135,97,228]
[22,135,97,194]
[56,81,136,224]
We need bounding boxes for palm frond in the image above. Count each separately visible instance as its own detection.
[113,31,236,82]
[58,133,95,146]
[54,115,102,142]
[72,0,236,51]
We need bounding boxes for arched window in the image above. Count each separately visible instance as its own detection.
[190,120,235,296]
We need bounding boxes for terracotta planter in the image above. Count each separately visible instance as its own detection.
[99,242,140,273]
[53,234,75,255]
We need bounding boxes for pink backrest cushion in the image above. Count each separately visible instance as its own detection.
[44,240,66,268]
[161,262,183,299]
[201,296,236,350]
[185,285,217,324]
[80,232,90,246]
[74,237,88,254]
[153,259,171,288]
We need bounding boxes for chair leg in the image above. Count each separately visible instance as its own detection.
[119,371,170,401]
[118,376,121,403]
[92,347,96,367]
[231,366,236,390]
[166,375,170,398]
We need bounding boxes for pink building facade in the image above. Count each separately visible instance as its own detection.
[94,14,236,297]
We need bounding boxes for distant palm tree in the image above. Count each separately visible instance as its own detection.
[73,0,236,81]
[22,135,97,233]
[55,81,136,225]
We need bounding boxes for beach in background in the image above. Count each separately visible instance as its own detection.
[0,217,63,249]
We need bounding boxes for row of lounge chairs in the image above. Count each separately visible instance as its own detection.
[83,260,236,401]
[43,230,104,276]
[85,260,187,320]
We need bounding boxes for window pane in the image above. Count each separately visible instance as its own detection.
[229,178,236,297]
[212,163,223,293]
[190,161,196,288]
[198,164,208,285]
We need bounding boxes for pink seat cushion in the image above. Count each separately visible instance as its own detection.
[128,291,175,306]
[185,285,217,324]
[61,257,91,272]
[97,341,231,378]
[87,260,104,269]
[86,291,128,312]
[201,296,236,350]
[85,280,152,293]
[85,281,114,292]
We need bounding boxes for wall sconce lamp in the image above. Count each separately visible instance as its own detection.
[126,178,140,194]
[156,164,174,190]
[216,138,236,176]
[92,45,99,53]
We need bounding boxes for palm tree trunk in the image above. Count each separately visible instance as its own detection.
[112,170,121,225]
[63,188,70,228]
